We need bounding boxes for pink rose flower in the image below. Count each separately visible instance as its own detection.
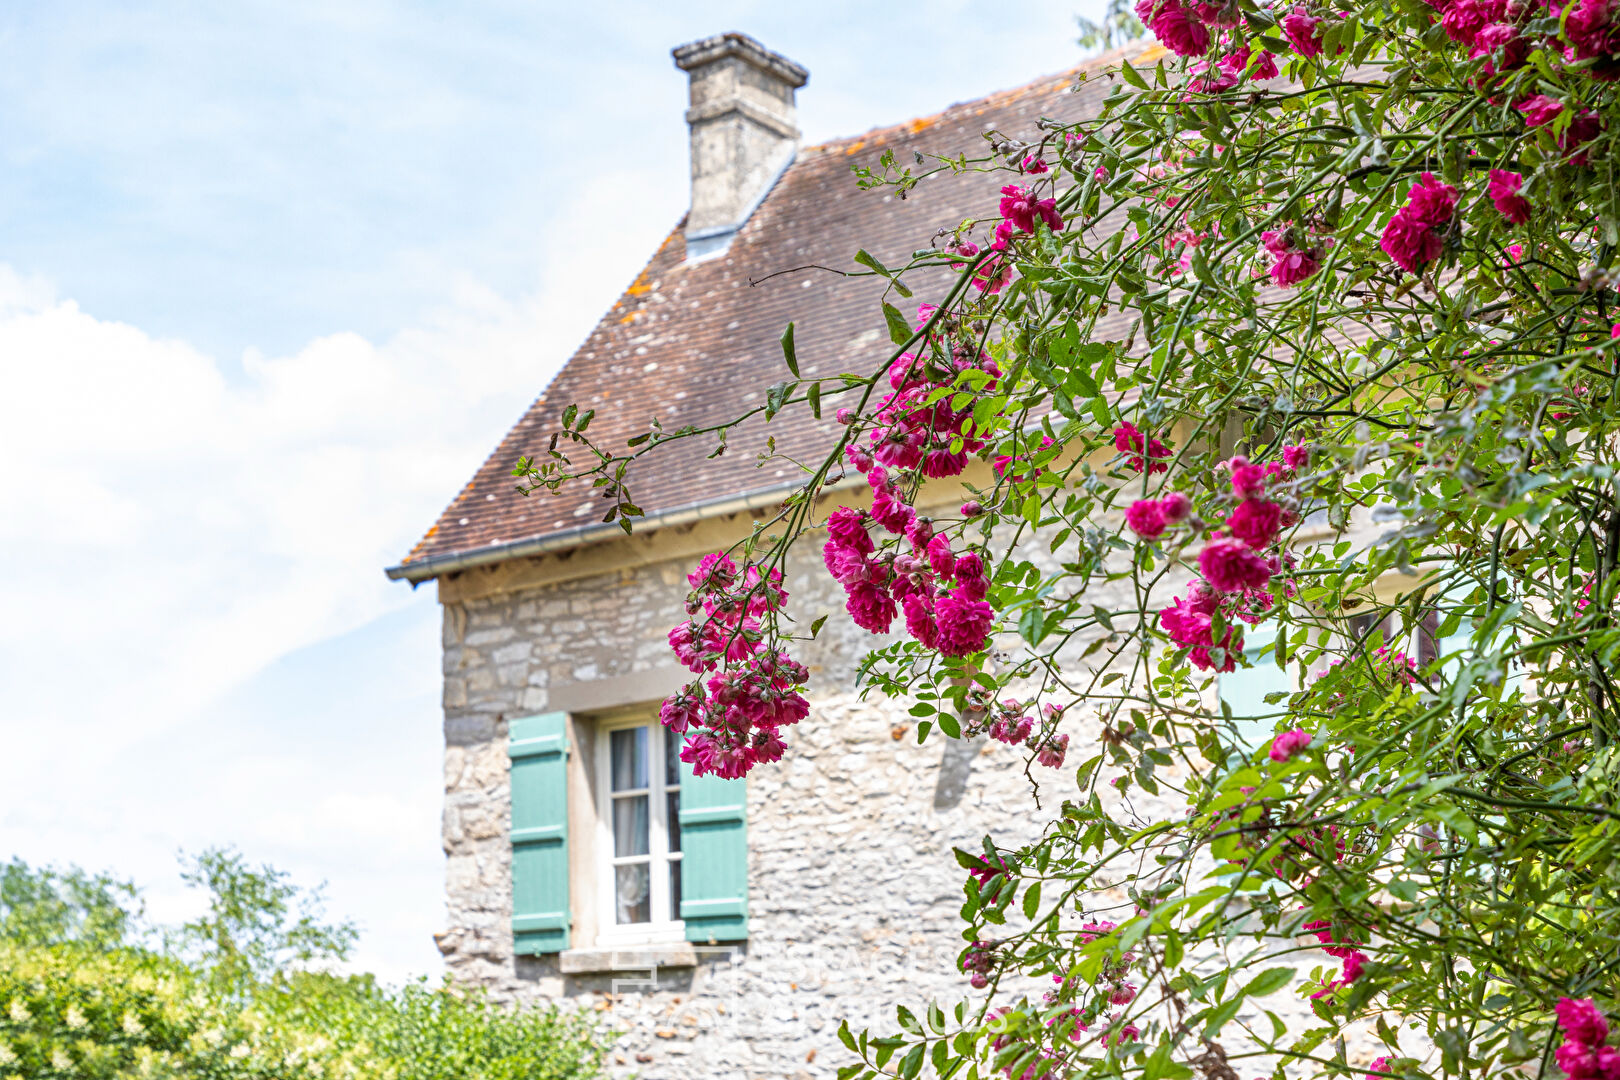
[1282,7,1324,56]
[1269,728,1312,762]
[1440,0,1502,45]
[845,580,897,634]
[1557,997,1611,1045]
[1469,21,1527,75]
[1229,456,1269,497]
[1114,421,1173,473]
[1162,491,1194,522]
[1126,498,1170,539]
[1263,228,1322,287]
[1379,172,1457,274]
[1226,498,1284,549]
[1487,169,1531,225]
[936,591,994,656]
[1200,536,1275,592]
[902,593,939,649]
[1149,0,1212,55]
[998,184,1065,234]
[1036,733,1069,768]
[1517,94,1565,128]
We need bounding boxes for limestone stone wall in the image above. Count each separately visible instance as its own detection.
[432,505,1397,1080]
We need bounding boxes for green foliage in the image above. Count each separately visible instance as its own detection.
[173,848,357,996]
[530,5,1620,1074]
[258,974,611,1080]
[0,943,288,1079]
[0,854,609,1080]
[0,860,143,950]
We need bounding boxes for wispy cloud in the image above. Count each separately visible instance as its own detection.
[0,0,1098,977]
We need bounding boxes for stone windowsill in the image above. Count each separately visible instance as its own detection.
[558,944,698,974]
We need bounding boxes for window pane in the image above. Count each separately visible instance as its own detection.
[613,796,649,857]
[665,726,681,787]
[611,727,648,791]
[615,864,650,925]
[669,859,683,922]
[667,791,681,852]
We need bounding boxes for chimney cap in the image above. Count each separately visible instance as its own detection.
[672,32,808,88]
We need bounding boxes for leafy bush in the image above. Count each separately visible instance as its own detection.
[259,974,611,1080]
[0,943,282,1079]
[0,858,608,1080]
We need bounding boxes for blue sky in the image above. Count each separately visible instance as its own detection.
[0,1,1098,979]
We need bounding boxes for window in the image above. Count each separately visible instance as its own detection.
[595,718,684,943]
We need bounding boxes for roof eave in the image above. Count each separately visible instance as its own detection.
[385,475,860,585]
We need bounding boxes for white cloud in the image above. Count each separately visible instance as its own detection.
[0,173,663,979]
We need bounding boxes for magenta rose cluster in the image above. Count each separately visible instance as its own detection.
[981,699,1070,767]
[1113,421,1173,474]
[1556,997,1620,1080]
[966,181,1068,294]
[659,553,810,778]
[822,494,995,657]
[1302,915,1375,999]
[1150,447,1306,671]
[1136,0,1618,286]
[1262,225,1324,287]
[848,324,1003,481]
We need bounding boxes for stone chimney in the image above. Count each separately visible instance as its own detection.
[672,33,809,260]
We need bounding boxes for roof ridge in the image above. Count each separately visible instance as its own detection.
[801,39,1163,155]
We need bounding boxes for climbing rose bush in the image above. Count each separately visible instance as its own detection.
[522,0,1620,1073]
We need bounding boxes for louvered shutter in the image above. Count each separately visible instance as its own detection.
[677,762,748,942]
[1219,629,1292,749]
[508,713,569,954]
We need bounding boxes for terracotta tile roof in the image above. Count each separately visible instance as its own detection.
[389,43,1164,582]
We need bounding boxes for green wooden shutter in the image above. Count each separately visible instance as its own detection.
[1219,629,1292,750]
[678,761,748,943]
[508,713,569,954]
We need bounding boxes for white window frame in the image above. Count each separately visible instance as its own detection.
[593,715,685,946]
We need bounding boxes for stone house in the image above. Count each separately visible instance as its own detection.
[387,31,1413,1080]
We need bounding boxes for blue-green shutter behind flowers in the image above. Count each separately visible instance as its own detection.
[1220,628,1292,750]
[508,713,569,954]
[678,760,748,942]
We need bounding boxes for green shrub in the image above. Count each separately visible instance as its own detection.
[260,974,610,1080]
[0,943,290,1079]
[0,854,608,1080]
[0,946,608,1080]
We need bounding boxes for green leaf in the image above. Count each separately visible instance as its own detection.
[1022,881,1041,921]
[1202,996,1243,1037]
[1121,59,1149,89]
[838,1021,859,1053]
[807,381,822,419]
[780,321,799,377]
[1242,967,1294,997]
[899,1042,926,1079]
[856,248,913,297]
[883,302,913,345]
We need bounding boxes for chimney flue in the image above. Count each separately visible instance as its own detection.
[672,33,809,260]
